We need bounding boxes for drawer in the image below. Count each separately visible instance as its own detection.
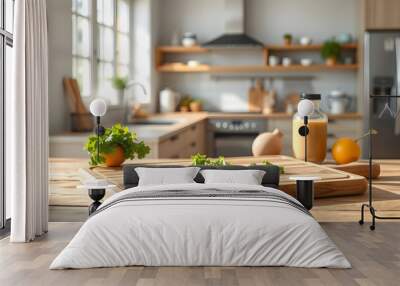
[180,141,198,159]
[158,122,206,158]
[181,122,205,155]
[158,133,184,158]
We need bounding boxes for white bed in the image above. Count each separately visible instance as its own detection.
[50,183,351,269]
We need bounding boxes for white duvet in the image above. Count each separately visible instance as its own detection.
[50,183,351,269]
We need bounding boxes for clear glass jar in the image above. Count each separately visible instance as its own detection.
[292,94,328,163]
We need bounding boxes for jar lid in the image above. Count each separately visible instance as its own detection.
[329,90,345,98]
[183,32,196,38]
[300,93,321,100]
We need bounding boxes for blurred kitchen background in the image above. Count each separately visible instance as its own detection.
[47,0,400,159]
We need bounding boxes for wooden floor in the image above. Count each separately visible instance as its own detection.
[1,222,400,286]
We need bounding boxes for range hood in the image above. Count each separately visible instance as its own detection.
[203,0,263,47]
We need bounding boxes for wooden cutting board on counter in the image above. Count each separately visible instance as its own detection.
[63,77,94,131]
[248,79,266,112]
[84,155,367,199]
[325,161,381,179]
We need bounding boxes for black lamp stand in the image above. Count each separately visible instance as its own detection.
[359,37,400,230]
[296,180,314,210]
[298,116,309,162]
[294,115,315,210]
[88,116,106,215]
[359,95,400,230]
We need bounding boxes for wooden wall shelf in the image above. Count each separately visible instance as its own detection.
[157,64,211,73]
[265,43,358,51]
[156,43,359,74]
[157,64,359,73]
[157,46,209,53]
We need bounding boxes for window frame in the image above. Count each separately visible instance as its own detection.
[72,0,95,98]
[72,0,132,103]
[0,0,14,231]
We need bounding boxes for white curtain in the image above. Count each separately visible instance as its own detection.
[8,0,49,242]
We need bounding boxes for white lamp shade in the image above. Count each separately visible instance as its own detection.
[297,99,314,117]
[89,99,107,117]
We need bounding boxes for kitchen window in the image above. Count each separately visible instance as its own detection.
[72,0,131,104]
[1,0,14,231]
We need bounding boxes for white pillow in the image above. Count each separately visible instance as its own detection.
[200,169,266,185]
[135,167,200,186]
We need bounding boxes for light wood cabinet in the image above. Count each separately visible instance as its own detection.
[158,121,206,159]
[365,0,400,30]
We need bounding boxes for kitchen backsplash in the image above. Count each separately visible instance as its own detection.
[158,0,359,113]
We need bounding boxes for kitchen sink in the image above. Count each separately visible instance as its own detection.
[129,118,182,126]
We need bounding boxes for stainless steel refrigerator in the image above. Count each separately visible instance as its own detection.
[363,31,400,159]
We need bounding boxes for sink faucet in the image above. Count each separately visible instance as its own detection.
[123,81,147,124]
[127,81,147,95]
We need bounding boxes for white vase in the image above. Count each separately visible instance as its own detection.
[160,88,178,113]
[117,90,124,106]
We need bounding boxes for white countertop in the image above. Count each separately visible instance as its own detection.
[50,112,362,143]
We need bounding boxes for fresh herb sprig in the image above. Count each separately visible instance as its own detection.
[191,153,229,166]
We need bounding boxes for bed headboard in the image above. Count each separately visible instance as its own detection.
[122,164,280,189]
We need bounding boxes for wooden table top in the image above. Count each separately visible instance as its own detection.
[81,155,367,198]
[49,157,400,222]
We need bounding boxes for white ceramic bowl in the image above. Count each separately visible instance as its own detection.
[282,57,292,66]
[300,37,312,46]
[269,56,280,66]
[187,60,200,67]
[300,58,312,66]
[182,38,196,47]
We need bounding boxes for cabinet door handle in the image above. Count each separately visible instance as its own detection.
[191,125,197,131]
[327,133,336,138]
[170,135,179,141]
[191,142,196,147]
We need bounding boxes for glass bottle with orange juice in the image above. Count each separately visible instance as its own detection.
[292,94,327,163]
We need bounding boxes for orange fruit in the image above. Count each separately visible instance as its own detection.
[103,145,126,167]
[332,138,360,165]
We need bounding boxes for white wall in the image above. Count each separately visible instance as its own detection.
[158,0,361,112]
[47,0,72,134]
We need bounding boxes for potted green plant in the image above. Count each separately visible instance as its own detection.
[111,76,128,105]
[178,96,192,112]
[189,99,203,112]
[283,33,293,45]
[321,40,341,66]
[84,123,150,167]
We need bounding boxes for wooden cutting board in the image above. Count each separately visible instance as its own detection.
[63,77,94,131]
[325,162,381,179]
[70,79,89,114]
[84,155,367,199]
[248,79,266,112]
[63,78,78,113]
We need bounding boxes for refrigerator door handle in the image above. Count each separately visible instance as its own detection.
[396,38,400,96]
